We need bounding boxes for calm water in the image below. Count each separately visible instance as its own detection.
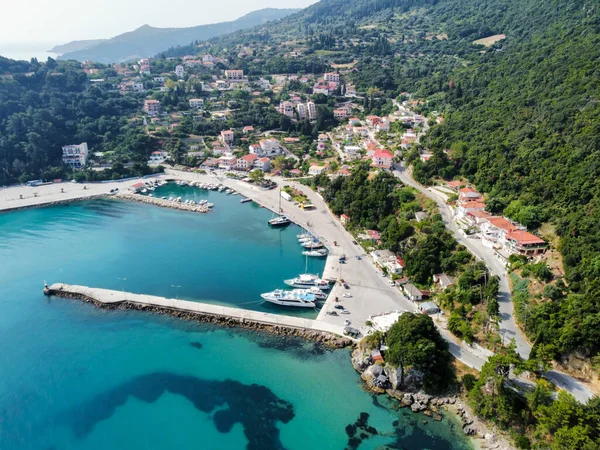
[0,192,473,449]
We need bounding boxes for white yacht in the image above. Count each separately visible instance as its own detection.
[302,249,328,258]
[293,287,328,300]
[301,241,324,249]
[284,274,331,290]
[261,290,316,308]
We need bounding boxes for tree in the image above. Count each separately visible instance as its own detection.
[249,170,265,183]
[386,313,453,392]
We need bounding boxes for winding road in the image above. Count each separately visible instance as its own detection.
[392,163,595,403]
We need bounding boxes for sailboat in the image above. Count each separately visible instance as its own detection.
[268,188,292,227]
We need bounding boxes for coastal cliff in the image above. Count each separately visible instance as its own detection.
[351,346,515,450]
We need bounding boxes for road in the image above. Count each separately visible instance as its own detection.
[392,163,595,402]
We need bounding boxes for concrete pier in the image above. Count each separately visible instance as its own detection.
[45,283,351,344]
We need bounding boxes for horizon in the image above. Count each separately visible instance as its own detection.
[0,0,316,46]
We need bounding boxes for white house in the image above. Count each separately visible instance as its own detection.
[62,143,89,168]
[308,164,327,176]
[249,139,282,157]
[189,98,204,110]
[218,153,237,170]
[175,65,185,79]
[254,157,271,172]
[143,99,160,116]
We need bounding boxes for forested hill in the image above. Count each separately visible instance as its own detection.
[195,0,600,360]
[0,59,150,184]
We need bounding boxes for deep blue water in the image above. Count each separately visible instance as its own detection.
[0,191,473,449]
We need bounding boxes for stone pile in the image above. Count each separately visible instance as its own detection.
[118,192,212,213]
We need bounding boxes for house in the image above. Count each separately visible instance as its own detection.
[236,153,258,170]
[337,168,351,177]
[376,119,391,132]
[458,187,482,202]
[249,139,282,157]
[456,201,486,219]
[403,283,424,301]
[254,157,271,172]
[333,108,349,120]
[279,101,295,118]
[324,72,340,83]
[242,126,254,134]
[289,169,302,177]
[367,230,381,241]
[189,98,204,110]
[175,65,185,78]
[318,134,328,142]
[220,129,235,145]
[202,54,215,63]
[62,143,88,168]
[143,99,160,116]
[446,180,462,191]
[218,154,237,170]
[433,274,455,290]
[148,151,167,164]
[225,69,244,81]
[308,164,327,176]
[348,117,361,126]
[138,58,150,74]
[340,214,350,225]
[419,301,440,315]
[505,230,547,257]
[479,216,521,247]
[370,149,394,170]
[366,115,381,126]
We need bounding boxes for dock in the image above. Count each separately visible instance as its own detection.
[44,283,352,345]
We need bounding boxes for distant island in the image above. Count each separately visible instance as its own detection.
[53,8,300,63]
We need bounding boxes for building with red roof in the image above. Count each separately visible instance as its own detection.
[505,230,547,256]
[370,149,394,170]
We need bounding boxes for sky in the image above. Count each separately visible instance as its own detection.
[0,0,317,46]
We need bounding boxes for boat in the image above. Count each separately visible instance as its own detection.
[297,233,312,239]
[240,198,252,204]
[268,188,292,227]
[284,274,331,290]
[301,241,324,249]
[261,290,316,308]
[293,287,328,300]
[302,249,328,258]
[207,203,214,208]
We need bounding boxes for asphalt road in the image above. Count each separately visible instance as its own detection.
[392,164,595,403]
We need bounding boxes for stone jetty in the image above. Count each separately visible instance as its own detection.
[117,192,212,213]
[44,283,352,347]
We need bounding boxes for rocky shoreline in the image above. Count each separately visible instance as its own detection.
[117,192,212,213]
[48,290,353,349]
[351,347,515,450]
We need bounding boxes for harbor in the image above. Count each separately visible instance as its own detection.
[0,169,415,336]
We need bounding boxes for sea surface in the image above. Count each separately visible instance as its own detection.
[0,43,60,62]
[0,191,474,449]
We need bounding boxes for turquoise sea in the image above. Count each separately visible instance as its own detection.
[0,190,474,449]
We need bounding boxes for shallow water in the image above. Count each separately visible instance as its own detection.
[0,195,474,449]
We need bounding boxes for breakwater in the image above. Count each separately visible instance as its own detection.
[0,193,107,213]
[117,192,212,213]
[44,284,352,347]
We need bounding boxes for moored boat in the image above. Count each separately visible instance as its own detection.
[261,290,316,308]
[284,273,331,290]
[302,249,328,257]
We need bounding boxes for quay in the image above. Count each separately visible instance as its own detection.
[44,283,352,346]
[117,192,212,213]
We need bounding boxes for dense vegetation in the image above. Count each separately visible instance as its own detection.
[466,346,600,449]
[386,313,453,392]
[0,59,151,184]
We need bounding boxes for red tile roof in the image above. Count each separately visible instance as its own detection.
[487,217,518,233]
[507,230,546,245]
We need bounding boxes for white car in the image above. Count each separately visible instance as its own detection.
[388,280,395,286]
[344,319,351,326]
[343,293,352,298]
